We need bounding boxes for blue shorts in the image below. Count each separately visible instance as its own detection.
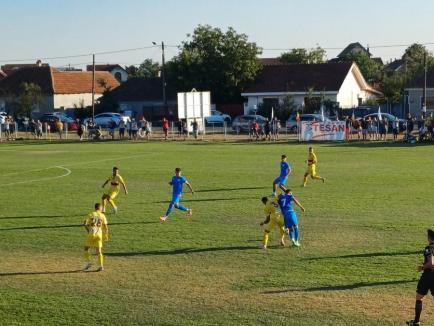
[171,194,182,205]
[283,211,298,228]
[274,176,288,185]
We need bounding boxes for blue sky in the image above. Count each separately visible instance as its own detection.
[1,0,433,68]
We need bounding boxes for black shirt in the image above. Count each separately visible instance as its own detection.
[422,244,434,271]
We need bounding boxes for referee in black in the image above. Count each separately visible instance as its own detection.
[407,229,434,326]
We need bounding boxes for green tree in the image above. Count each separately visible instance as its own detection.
[257,95,298,121]
[10,82,43,117]
[280,47,326,64]
[126,59,161,78]
[342,52,381,81]
[402,43,434,81]
[379,72,404,104]
[167,25,262,103]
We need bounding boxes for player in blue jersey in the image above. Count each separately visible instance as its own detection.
[273,155,291,197]
[278,188,305,247]
[160,167,194,222]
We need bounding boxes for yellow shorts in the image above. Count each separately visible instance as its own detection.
[266,214,285,233]
[105,188,119,200]
[85,235,103,248]
[306,165,316,176]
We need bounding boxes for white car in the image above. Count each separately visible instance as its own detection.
[84,112,130,127]
[204,110,231,124]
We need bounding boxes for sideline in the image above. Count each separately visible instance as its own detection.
[2,166,72,187]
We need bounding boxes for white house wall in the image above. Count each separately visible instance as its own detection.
[111,68,128,82]
[336,69,368,108]
[53,93,103,109]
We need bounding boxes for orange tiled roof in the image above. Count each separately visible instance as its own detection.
[52,70,120,94]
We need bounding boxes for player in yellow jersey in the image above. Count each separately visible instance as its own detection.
[302,147,325,187]
[101,167,128,214]
[260,197,286,249]
[83,203,108,272]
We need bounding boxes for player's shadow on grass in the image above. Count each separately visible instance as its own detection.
[153,196,259,204]
[0,221,158,231]
[0,214,83,220]
[303,250,419,261]
[261,279,416,294]
[196,186,268,193]
[0,269,98,277]
[106,245,258,257]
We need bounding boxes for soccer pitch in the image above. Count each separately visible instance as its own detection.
[1,140,433,325]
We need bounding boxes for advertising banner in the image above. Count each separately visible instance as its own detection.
[300,121,346,141]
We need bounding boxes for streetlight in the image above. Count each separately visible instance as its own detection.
[153,41,167,115]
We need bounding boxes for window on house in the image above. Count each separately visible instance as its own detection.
[114,72,122,82]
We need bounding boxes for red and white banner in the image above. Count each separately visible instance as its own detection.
[300,121,346,141]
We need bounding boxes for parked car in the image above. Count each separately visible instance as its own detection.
[232,115,267,133]
[204,110,231,125]
[83,112,129,128]
[346,106,376,119]
[361,113,406,131]
[40,113,78,131]
[286,114,330,133]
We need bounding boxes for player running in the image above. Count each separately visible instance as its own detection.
[273,154,291,197]
[302,147,325,187]
[83,203,108,272]
[260,197,286,249]
[278,188,305,247]
[160,167,194,222]
[407,229,434,326]
[101,167,128,214]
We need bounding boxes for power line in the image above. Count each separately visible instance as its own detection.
[0,45,160,63]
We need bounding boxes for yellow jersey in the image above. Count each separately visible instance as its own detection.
[308,152,317,166]
[107,174,125,191]
[264,201,281,221]
[84,211,107,238]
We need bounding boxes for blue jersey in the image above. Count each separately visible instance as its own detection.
[278,194,294,212]
[172,176,187,196]
[280,161,290,178]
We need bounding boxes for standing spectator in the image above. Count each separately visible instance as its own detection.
[379,118,386,141]
[29,119,37,139]
[108,119,116,140]
[182,119,188,140]
[361,118,368,141]
[177,119,182,138]
[264,118,271,140]
[4,116,11,140]
[345,117,351,141]
[143,119,151,140]
[55,118,64,139]
[367,117,374,140]
[77,119,85,141]
[36,120,43,139]
[131,118,138,140]
[272,117,280,140]
[162,117,169,140]
[251,120,259,141]
[127,119,133,139]
[118,119,126,139]
[407,113,414,139]
[191,118,199,139]
[392,118,399,141]
[372,117,378,141]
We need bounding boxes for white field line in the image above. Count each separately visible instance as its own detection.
[0,153,149,186]
[2,166,72,187]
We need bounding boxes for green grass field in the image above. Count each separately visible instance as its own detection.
[1,140,434,325]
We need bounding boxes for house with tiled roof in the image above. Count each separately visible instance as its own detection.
[86,64,128,83]
[241,62,382,113]
[0,66,120,115]
[1,61,49,76]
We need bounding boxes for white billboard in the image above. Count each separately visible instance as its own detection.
[301,121,346,141]
[177,90,211,119]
